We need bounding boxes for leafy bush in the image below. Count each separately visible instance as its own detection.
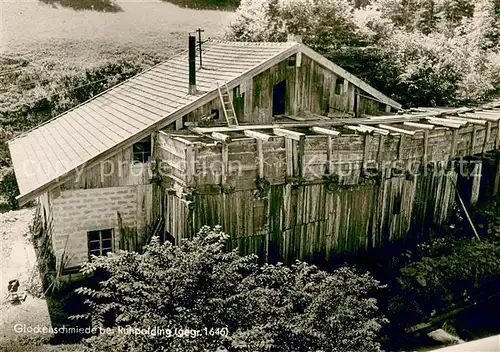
[388,235,500,329]
[72,226,386,352]
[0,169,19,210]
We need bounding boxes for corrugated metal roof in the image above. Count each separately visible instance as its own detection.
[9,41,299,201]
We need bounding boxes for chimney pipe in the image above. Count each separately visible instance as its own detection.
[188,34,196,95]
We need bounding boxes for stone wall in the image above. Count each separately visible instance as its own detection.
[50,185,152,269]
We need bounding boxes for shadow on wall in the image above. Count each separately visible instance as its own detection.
[39,0,122,12]
[161,0,239,10]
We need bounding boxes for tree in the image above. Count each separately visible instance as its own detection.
[226,0,362,57]
[73,226,387,352]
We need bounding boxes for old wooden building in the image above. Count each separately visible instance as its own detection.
[8,35,500,278]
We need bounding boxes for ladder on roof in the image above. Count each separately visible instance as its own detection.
[217,82,239,127]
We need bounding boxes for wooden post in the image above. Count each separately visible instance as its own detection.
[186,145,195,185]
[450,129,458,160]
[377,134,385,168]
[285,137,294,178]
[496,120,500,149]
[471,126,477,155]
[398,135,405,160]
[363,134,370,172]
[470,160,482,207]
[327,136,334,174]
[293,59,300,116]
[422,130,429,166]
[298,137,306,178]
[455,182,481,241]
[483,122,492,154]
[221,143,228,184]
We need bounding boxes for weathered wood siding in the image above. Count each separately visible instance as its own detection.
[187,169,458,263]
[161,121,499,263]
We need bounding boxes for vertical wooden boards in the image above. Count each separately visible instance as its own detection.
[285,138,294,177]
[470,161,482,207]
[450,129,459,159]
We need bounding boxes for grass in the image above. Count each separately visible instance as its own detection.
[1,0,233,56]
[0,0,235,208]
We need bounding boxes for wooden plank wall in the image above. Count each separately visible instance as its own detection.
[162,122,499,263]
[189,168,458,263]
[181,54,386,128]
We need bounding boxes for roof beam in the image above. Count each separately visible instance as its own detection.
[244,130,273,141]
[447,116,487,126]
[344,125,372,134]
[378,124,418,136]
[426,118,463,129]
[310,126,341,136]
[273,128,305,141]
[472,110,500,116]
[461,113,499,123]
[190,114,443,134]
[358,125,391,135]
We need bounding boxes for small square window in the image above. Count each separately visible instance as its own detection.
[288,55,296,67]
[133,137,152,163]
[335,78,345,95]
[87,229,114,258]
[88,230,100,242]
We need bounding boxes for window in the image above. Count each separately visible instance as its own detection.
[272,80,286,116]
[211,108,220,120]
[133,137,152,163]
[335,78,345,95]
[288,55,296,67]
[88,229,114,257]
[232,85,245,120]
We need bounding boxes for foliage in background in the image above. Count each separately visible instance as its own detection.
[0,169,19,210]
[379,195,500,340]
[227,0,362,54]
[227,0,500,106]
[388,235,500,330]
[364,0,500,105]
[72,226,386,352]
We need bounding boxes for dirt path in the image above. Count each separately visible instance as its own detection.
[0,208,52,350]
